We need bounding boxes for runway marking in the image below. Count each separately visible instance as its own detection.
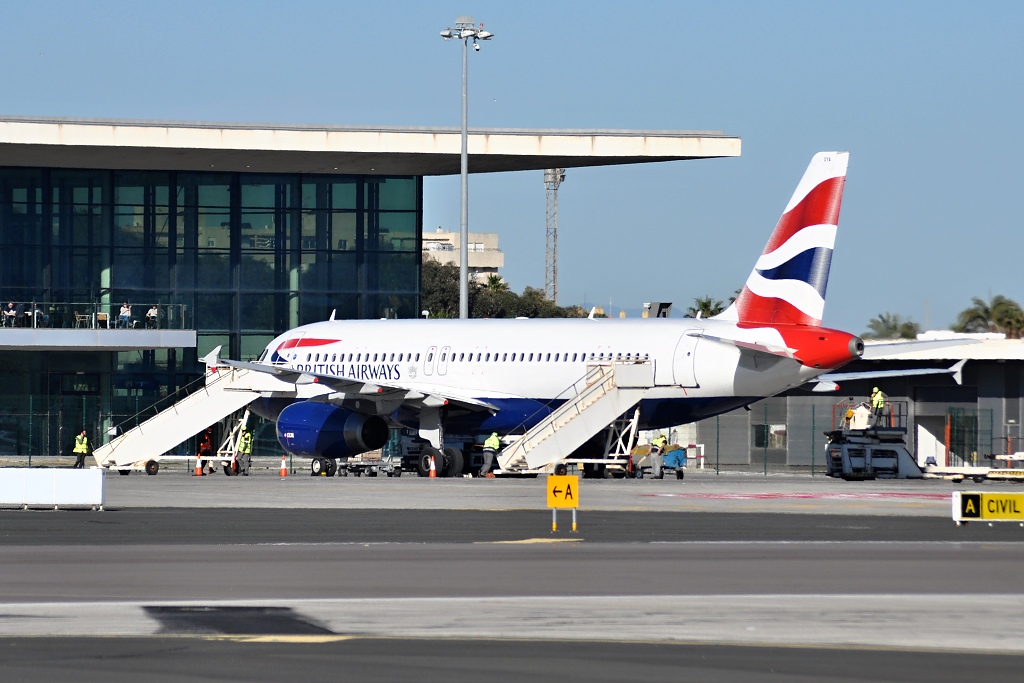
[642,492,950,500]
[204,635,357,643]
[487,538,583,545]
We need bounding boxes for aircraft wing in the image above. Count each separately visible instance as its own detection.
[810,359,967,392]
[219,358,499,414]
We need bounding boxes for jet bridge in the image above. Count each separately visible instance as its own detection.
[93,366,306,471]
[497,361,656,474]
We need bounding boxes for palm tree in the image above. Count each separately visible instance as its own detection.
[863,312,920,340]
[686,296,725,318]
[483,273,509,293]
[953,295,1024,338]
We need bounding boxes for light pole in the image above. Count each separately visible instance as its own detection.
[441,17,493,319]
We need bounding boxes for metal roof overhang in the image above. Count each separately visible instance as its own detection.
[0,116,741,175]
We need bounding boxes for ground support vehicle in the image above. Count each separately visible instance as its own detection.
[824,428,923,480]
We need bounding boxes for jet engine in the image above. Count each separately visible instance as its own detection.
[276,402,389,459]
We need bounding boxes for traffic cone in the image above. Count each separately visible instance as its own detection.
[194,456,203,477]
[279,455,288,477]
[429,454,436,478]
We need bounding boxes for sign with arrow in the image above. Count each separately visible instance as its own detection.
[547,475,579,509]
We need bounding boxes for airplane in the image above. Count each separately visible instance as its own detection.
[218,151,952,476]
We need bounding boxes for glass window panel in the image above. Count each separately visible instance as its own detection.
[241,251,276,289]
[332,180,358,210]
[375,212,417,251]
[371,177,415,210]
[329,252,358,291]
[197,251,231,289]
[240,295,275,332]
[195,294,233,331]
[241,210,276,249]
[241,335,273,361]
[332,212,357,251]
[198,208,230,248]
[198,184,230,207]
[240,183,278,209]
[371,252,418,292]
[299,251,327,292]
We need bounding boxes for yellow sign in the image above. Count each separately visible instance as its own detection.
[955,492,1024,522]
[547,475,579,509]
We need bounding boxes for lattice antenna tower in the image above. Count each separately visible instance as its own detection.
[544,168,565,303]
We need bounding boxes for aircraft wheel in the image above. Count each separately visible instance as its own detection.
[145,460,159,476]
[326,459,338,477]
[443,447,463,478]
[418,448,441,477]
[553,463,568,476]
[393,468,402,478]
[311,457,325,476]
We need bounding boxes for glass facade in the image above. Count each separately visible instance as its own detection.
[0,167,422,456]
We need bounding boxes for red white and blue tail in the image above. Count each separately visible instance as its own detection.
[714,152,849,327]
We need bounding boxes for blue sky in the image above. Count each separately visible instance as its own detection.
[2,1,1021,333]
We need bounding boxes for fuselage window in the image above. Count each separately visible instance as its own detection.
[441,352,447,362]
[485,353,490,362]
[374,353,379,362]
[398,353,403,362]
[528,353,534,361]
[427,353,434,363]
[459,353,465,361]
[306,353,311,362]
[389,353,394,361]
[572,353,577,362]
[415,353,421,362]
[493,354,498,362]
[644,353,650,359]
[554,353,559,362]
[545,353,551,362]
[502,353,507,362]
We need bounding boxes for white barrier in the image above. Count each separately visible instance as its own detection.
[0,468,105,509]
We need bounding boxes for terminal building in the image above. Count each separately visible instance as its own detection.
[0,115,739,456]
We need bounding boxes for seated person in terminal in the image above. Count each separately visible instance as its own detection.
[145,304,159,329]
[118,302,132,328]
[32,304,49,328]
[2,302,16,327]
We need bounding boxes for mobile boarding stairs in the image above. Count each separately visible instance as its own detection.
[92,352,305,472]
[497,361,657,475]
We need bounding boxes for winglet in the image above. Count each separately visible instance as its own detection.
[201,345,222,371]
[950,358,967,386]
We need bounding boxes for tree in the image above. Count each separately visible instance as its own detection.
[483,273,509,292]
[686,296,725,318]
[953,295,1024,339]
[420,260,586,319]
[863,312,920,340]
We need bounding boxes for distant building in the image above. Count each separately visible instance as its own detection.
[423,227,504,283]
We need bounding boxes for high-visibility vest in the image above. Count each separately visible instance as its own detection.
[872,391,885,410]
[239,431,252,454]
[73,435,89,454]
[484,434,501,451]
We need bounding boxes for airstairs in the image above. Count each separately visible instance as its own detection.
[497,361,656,473]
[93,367,296,469]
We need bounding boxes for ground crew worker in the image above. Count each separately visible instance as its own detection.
[479,432,501,478]
[238,426,253,475]
[197,427,213,475]
[649,434,668,478]
[870,387,887,426]
[72,429,89,469]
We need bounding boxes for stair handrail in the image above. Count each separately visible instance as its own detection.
[103,368,240,446]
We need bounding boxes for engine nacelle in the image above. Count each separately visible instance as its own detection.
[276,402,389,459]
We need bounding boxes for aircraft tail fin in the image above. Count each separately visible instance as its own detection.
[714,152,849,327]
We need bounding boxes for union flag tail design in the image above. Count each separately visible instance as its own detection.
[715,152,849,327]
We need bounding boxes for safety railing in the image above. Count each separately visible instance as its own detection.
[0,302,189,330]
